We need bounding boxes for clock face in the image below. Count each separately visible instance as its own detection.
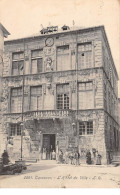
[45,37,54,47]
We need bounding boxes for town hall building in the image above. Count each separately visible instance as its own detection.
[1,25,120,164]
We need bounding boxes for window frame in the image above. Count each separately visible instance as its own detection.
[79,121,93,136]
[31,49,43,74]
[104,83,107,111]
[56,45,70,71]
[78,81,94,110]
[30,85,42,111]
[12,51,24,76]
[77,42,93,69]
[56,84,69,110]
[10,87,22,113]
[10,123,21,137]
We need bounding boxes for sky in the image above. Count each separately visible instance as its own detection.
[0,0,120,96]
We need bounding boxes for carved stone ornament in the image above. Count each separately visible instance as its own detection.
[45,57,53,72]
[70,81,76,93]
[44,47,55,56]
[78,111,93,119]
[45,72,53,82]
[43,84,46,94]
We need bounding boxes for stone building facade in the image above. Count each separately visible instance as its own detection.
[0,23,10,155]
[118,98,120,126]
[1,25,120,164]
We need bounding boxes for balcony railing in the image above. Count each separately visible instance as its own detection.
[24,109,72,119]
[4,109,73,120]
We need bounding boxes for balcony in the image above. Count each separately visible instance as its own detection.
[4,109,73,121]
[24,109,73,120]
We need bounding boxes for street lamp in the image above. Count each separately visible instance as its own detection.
[19,39,25,162]
[20,122,24,161]
[72,122,76,136]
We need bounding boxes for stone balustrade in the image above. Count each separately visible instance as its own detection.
[4,109,73,121]
[24,109,72,119]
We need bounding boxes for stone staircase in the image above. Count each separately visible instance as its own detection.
[22,157,38,163]
[111,152,120,166]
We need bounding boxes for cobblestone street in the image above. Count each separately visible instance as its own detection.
[0,160,120,188]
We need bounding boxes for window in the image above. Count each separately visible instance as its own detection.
[11,88,22,113]
[57,45,70,71]
[10,124,16,136]
[108,91,111,114]
[79,122,85,135]
[78,82,94,109]
[79,121,93,135]
[30,86,42,110]
[87,121,93,135]
[114,128,119,150]
[31,49,43,74]
[78,43,92,69]
[12,52,24,75]
[10,124,21,136]
[57,84,69,109]
[104,83,107,110]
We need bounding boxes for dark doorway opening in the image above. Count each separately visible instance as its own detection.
[42,134,56,160]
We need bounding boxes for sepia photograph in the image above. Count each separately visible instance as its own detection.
[0,0,120,188]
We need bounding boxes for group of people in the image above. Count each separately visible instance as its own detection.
[57,149,102,165]
[42,148,56,160]
[42,147,102,165]
[57,149,81,165]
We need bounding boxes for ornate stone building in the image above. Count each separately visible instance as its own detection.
[1,25,120,164]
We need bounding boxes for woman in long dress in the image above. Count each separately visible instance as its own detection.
[42,148,47,160]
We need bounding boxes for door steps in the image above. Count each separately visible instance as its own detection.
[111,156,120,166]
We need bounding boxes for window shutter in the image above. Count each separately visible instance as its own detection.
[37,58,43,73]
[24,96,29,111]
[38,96,42,109]
[32,59,37,74]
[30,96,37,110]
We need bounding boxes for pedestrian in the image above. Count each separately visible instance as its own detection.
[2,150,10,165]
[42,148,47,160]
[78,151,80,165]
[96,151,102,165]
[65,150,69,164]
[56,142,59,163]
[86,150,92,164]
[52,150,56,160]
[74,151,78,166]
[69,151,74,165]
[59,150,64,163]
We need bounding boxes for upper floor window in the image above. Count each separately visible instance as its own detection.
[78,43,92,69]
[108,90,111,114]
[30,86,42,110]
[31,49,43,74]
[79,121,93,136]
[56,84,69,109]
[78,82,94,109]
[57,45,70,71]
[104,83,107,110]
[10,124,21,136]
[12,52,24,75]
[11,88,22,113]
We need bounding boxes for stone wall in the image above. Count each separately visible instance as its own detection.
[0,28,6,156]
[77,110,107,164]
[3,29,103,77]
[104,112,120,162]
[1,68,104,117]
[103,72,119,123]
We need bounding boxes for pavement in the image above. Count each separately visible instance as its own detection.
[0,160,120,188]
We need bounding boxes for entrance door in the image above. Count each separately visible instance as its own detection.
[42,134,55,160]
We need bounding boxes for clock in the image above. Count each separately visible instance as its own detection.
[45,37,54,47]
